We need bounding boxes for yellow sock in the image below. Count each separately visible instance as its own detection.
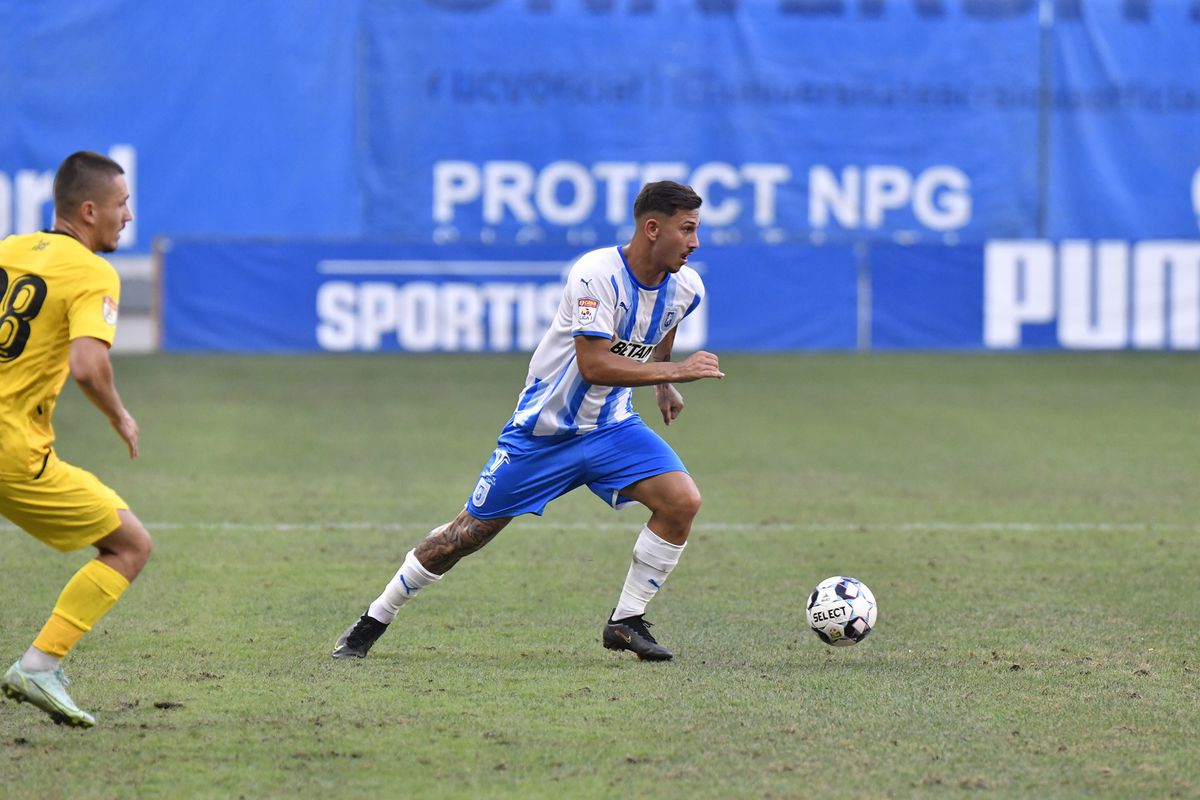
[32,560,130,658]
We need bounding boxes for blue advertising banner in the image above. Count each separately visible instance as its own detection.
[1047,2,1200,239]
[160,239,859,353]
[162,237,1200,353]
[0,1,363,251]
[5,1,1200,253]
[8,2,1200,350]
[870,244,986,351]
[361,1,1041,246]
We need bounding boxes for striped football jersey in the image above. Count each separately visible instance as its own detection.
[509,245,703,436]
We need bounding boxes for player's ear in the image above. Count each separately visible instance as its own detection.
[643,215,660,242]
[78,199,97,224]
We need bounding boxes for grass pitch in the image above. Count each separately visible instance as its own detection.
[1,353,1197,798]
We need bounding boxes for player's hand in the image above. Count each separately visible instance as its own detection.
[656,384,684,426]
[673,350,725,382]
[112,411,139,459]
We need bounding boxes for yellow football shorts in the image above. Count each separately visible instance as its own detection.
[0,452,126,552]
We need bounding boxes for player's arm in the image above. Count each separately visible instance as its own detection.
[574,333,723,388]
[651,327,685,426]
[69,336,139,459]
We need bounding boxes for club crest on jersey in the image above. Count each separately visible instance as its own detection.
[102,295,119,326]
[472,476,492,507]
[576,297,599,325]
[662,309,678,330]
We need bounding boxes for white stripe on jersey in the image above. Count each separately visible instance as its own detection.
[509,246,704,436]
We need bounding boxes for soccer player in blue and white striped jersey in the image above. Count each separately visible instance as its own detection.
[333,181,724,662]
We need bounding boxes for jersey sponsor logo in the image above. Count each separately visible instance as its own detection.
[102,295,119,326]
[576,297,598,325]
[609,338,654,361]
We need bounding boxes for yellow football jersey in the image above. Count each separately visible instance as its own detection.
[0,232,120,479]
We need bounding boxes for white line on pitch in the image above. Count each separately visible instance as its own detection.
[128,521,1200,533]
[3,521,1195,535]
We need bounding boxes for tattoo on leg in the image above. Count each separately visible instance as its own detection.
[414,512,511,574]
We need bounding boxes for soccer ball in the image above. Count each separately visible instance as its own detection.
[806,576,877,647]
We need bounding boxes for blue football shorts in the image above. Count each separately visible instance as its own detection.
[465,415,687,520]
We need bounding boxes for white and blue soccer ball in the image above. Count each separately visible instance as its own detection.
[805,576,877,647]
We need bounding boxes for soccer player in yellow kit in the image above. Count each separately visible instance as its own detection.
[0,151,152,728]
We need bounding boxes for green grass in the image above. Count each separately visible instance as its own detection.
[1,353,1198,798]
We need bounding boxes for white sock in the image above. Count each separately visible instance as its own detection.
[20,646,61,673]
[613,526,686,621]
[366,549,442,624]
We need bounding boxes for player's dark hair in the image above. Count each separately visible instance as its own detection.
[633,181,702,219]
[53,151,125,217]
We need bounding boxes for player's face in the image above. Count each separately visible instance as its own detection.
[651,209,700,273]
[91,175,134,253]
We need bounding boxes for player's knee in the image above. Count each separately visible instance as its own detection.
[102,518,153,577]
[669,484,702,523]
[131,526,153,569]
[120,529,152,578]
